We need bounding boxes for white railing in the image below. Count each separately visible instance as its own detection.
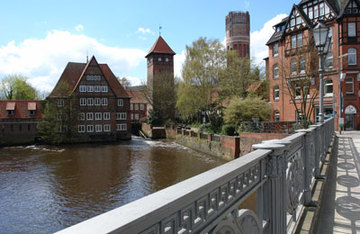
[57,118,334,234]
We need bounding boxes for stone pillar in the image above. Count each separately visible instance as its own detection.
[253,140,289,234]
[234,136,240,159]
[295,128,315,205]
[208,133,213,142]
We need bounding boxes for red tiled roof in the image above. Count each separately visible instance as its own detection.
[145,36,175,58]
[127,90,148,104]
[0,100,43,119]
[48,56,130,99]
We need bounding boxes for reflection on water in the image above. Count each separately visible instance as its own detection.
[0,136,226,233]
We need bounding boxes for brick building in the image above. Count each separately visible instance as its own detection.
[126,86,148,123]
[226,11,250,58]
[47,56,131,142]
[0,100,43,145]
[146,36,176,122]
[267,0,360,130]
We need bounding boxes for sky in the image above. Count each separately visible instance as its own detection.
[0,0,295,93]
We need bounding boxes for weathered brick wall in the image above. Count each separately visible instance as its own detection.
[239,132,290,156]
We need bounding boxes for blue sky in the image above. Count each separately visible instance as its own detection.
[0,0,294,93]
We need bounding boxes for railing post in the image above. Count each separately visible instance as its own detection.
[295,127,316,205]
[253,140,289,234]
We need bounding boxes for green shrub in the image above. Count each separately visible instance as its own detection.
[222,124,237,136]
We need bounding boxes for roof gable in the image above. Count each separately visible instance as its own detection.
[285,5,311,33]
[338,0,360,17]
[145,36,175,58]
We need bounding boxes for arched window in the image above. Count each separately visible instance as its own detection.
[345,77,354,94]
[273,85,279,101]
[300,57,306,74]
[324,79,333,96]
[291,58,297,75]
[273,64,279,79]
[274,111,280,122]
[348,48,357,65]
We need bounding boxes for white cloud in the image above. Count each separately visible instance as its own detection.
[250,14,288,67]
[75,24,84,32]
[174,50,186,79]
[125,76,143,86]
[243,0,250,10]
[137,27,152,35]
[0,30,146,92]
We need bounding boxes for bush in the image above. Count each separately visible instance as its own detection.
[199,123,212,133]
[222,124,237,136]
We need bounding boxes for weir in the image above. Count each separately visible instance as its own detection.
[57,118,335,234]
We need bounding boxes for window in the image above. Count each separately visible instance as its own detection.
[29,110,36,116]
[134,104,139,110]
[117,99,124,106]
[300,57,306,74]
[291,59,297,75]
[273,64,279,79]
[95,86,101,92]
[87,85,94,92]
[58,99,64,107]
[295,85,301,99]
[95,98,101,106]
[292,35,297,49]
[345,77,354,94]
[308,6,313,19]
[116,112,127,120]
[102,98,108,106]
[95,125,102,132]
[140,104,144,110]
[78,125,85,133]
[86,75,101,81]
[273,86,280,101]
[130,104,133,110]
[56,113,62,120]
[319,2,325,16]
[102,85,108,92]
[80,98,86,106]
[324,79,333,96]
[325,52,334,69]
[95,112,102,120]
[314,4,318,18]
[80,85,86,92]
[135,114,139,120]
[348,48,357,65]
[274,111,280,122]
[86,112,93,120]
[78,112,85,120]
[87,125,94,132]
[87,98,93,106]
[116,123,127,131]
[131,114,134,120]
[348,22,356,37]
[103,112,110,120]
[104,124,111,132]
[297,33,302,47]
[273,43,279,57]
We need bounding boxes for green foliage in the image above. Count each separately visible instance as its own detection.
[0,74,39,100]
[38,101,65,144]
[218,51,258,100]
[224,95,271,125]
[221,124,237,136]
[198,123,212,133]
[176,37,225,119]
[147,109,161,126]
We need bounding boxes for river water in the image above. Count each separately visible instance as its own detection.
[0,136,226,233]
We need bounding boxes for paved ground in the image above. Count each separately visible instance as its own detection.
[316,131,360,234]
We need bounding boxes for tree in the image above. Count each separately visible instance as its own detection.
[0,74,39,100]
[279,37,319,128]
[176,37,226,120]
[38,82,77,144]
[223,94,271,125]
[218,50,258,101]
[118,77,131,89]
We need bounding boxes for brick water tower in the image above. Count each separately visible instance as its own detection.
[226,11,250,58]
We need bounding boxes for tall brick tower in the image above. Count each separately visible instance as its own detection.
[146,36,176,122]
[226,11,250,58]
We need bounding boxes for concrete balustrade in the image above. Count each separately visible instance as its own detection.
[57,118,335,234]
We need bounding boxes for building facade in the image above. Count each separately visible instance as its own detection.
[146,36,176,122]
[47,56,131,142]
[126,86,148,123]
[226,11,250,58]
[0,100,43,145]
[267,0,360,130]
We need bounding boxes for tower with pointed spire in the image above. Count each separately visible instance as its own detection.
[145,36,176,122]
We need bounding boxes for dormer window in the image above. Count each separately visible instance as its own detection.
[7,110,14,116]
[6,102,15,116]
[28,102,36,116]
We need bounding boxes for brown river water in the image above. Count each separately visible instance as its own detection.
[0,136,226,233]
